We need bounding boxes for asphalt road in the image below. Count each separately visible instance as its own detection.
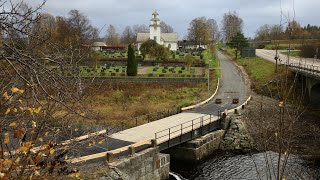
[69,51,248,163]
[188,51,247,114]
[256,49,320,66]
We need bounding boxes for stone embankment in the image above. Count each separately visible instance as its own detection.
[220,114,255,153]
[98,147,169,180]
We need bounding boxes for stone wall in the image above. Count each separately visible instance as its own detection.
[86,77,207,84]
[164,130,225,163]
[99,147,170,180]
[220,114,254,153]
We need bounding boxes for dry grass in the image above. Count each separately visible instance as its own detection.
[70,78,218,128]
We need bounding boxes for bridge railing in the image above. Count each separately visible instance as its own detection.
[155,111,222,151]
[288,63,320,77]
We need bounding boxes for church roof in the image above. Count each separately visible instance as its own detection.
[91,42,107,47]
[136,33,150,42]
[152,10,159,16]
[136,33,178,43]
[161,33,178,42]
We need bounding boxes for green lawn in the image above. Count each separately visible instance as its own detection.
[237,57,278,91]
[264,43,301,50]
[280,50,301,57]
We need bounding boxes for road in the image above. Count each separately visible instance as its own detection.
[69,51,248,162]
[188,51,248,114]
[256,49,320,66]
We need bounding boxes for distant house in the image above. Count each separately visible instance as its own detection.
[136,10,178,53]
[91,42,107,51]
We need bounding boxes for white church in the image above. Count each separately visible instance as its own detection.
[137,11,178,52]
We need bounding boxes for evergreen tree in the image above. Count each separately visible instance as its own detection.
[127,44,137,76]
[227,32,249,60]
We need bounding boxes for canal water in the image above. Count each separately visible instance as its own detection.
[171,151,320,180]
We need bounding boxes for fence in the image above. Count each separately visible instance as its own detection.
[288,63,320,77]
[155,111,222,151]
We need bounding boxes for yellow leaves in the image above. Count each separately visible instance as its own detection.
[33,107,42,114]
[11,87,24,94]
[98,139,106,144]
[45,147,55,156]
[17,148,29,154]
[45,132,49,136]
[2,92,11,100]
[9,122,17,129]
[18,99,23,103]
[0,172,5,178]
[278,101,284,107]
[17,141,33,153]
[19,107,25,112]
[15,157,20,163]
[13,108,17,113]
[3,133,9,144]
[4,108,10,115]
[69,170,80,178]
[34,170,40,176]
[38,138,43,142]
[49,148,54,155]
[31,121,37,128]
[88,140,96,147]
[30,130,35,135]
[28,107,42,115]
[1,159,13,166]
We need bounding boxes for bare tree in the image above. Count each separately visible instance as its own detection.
[187,17,217,47]
[105,25,120,46]
[0,1,99,179]
[160,21,174,33]
[67,9,96,44]
[221,11,243,43]
[132,24,149,42]
[121,26,135,45]
[207,18,219,42]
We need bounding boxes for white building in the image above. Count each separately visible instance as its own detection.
[137,11,178,52]
[91,42,107,51]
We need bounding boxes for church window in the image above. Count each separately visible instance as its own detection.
[154,36,157,41]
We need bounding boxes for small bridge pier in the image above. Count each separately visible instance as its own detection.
[289,63,320,108]
[306,77,320,108]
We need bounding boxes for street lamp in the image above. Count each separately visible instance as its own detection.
[208,60,212,98]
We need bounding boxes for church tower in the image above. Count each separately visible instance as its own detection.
[149,10,161,44]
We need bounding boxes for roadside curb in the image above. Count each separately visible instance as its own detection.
[181,78,220,111]
[225,95,252,115]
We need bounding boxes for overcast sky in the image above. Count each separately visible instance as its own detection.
[29,0,320,39]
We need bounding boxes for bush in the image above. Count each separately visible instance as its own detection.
[300,44,320,58]
[257,44,266,49]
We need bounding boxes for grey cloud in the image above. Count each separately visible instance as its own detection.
[24,0,320,38]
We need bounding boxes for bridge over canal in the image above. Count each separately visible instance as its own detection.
[68,51,249,164]
[257,49,320,108]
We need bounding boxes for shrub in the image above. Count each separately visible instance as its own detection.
[300,44,320,58]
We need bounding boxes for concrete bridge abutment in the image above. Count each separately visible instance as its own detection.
[306,77,320,108]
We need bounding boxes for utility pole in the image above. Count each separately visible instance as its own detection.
[208,60,212,98]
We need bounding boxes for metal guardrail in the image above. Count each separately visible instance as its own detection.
[288,63,320,77]
[155,111,222,151]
